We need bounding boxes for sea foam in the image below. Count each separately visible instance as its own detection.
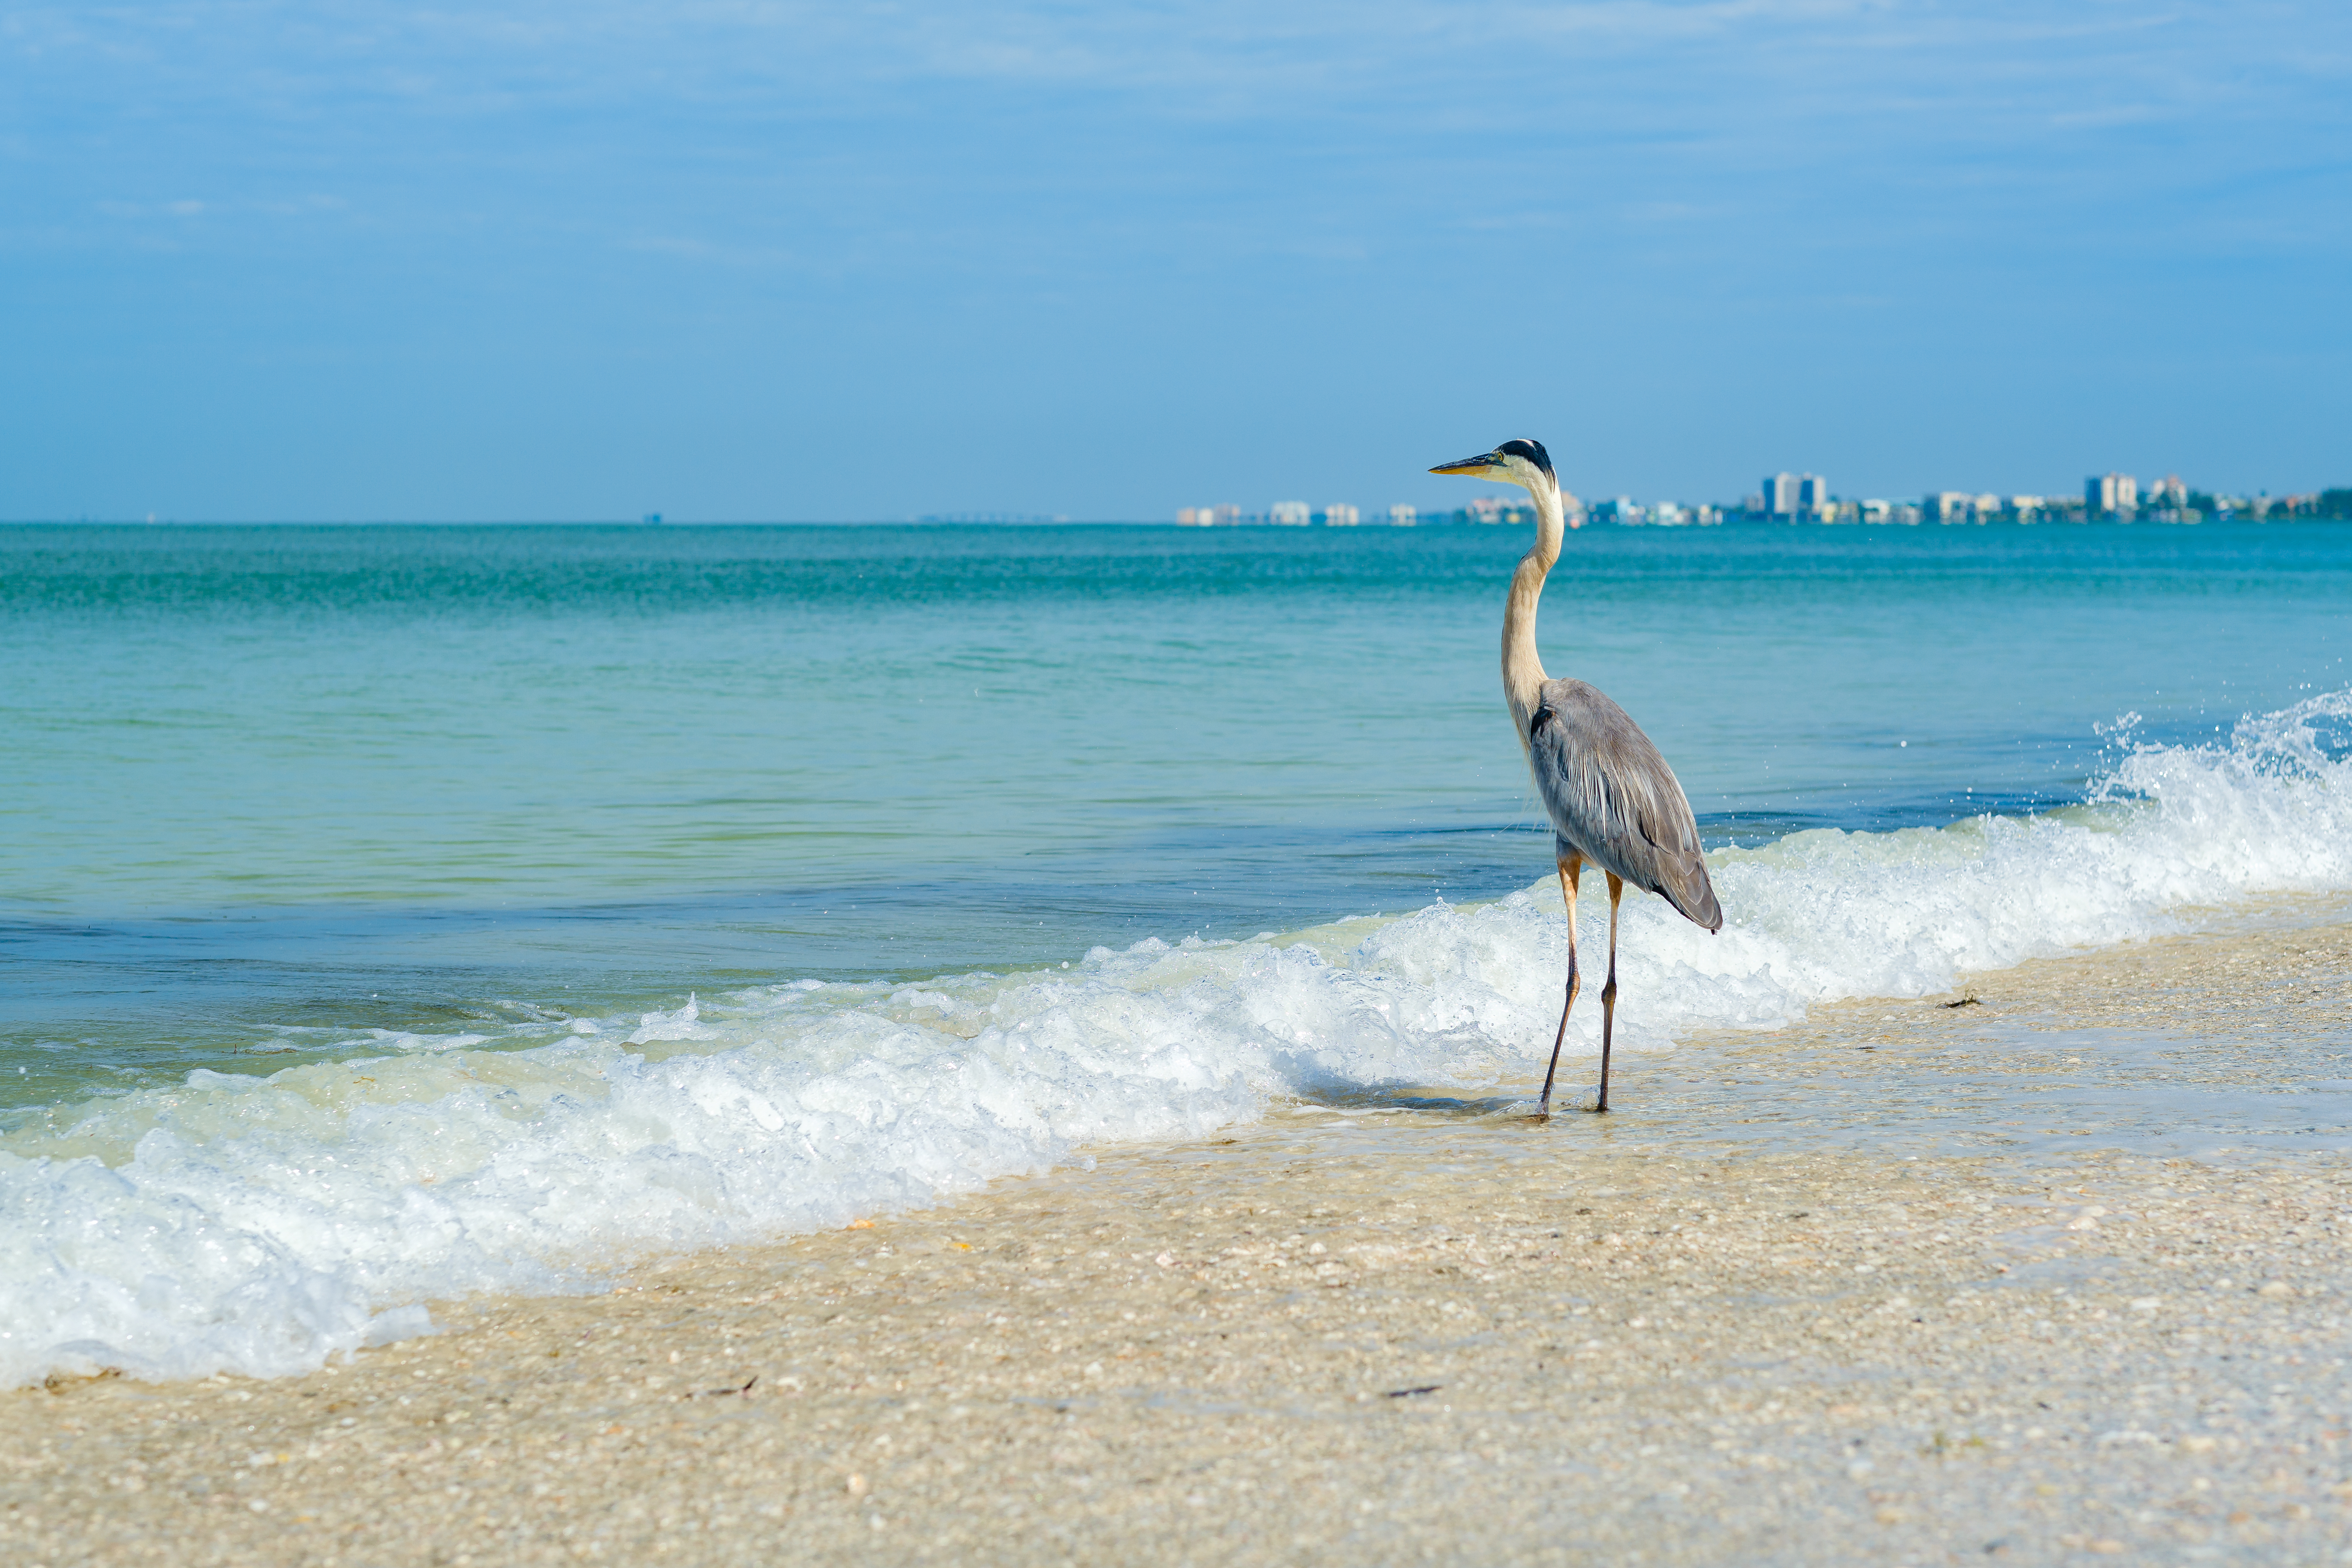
[4,690,2348,1388]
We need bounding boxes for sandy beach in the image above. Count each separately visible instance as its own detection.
[9,911,2352,1565]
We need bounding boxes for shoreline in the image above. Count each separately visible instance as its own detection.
[8,913,2351,1563]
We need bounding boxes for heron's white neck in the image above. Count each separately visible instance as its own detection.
[1502,475,1565,748]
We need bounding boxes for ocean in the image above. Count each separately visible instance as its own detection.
[4,519,2349,1386]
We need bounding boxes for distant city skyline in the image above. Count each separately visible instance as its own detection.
[35,463,2346,528]
[1172,469,2347,529]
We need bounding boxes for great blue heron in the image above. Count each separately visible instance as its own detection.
[1430,438,1722,1116]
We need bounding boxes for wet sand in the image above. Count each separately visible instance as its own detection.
[8,914,2352,1565]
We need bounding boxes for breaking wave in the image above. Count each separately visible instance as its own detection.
[4,689,2348,1387]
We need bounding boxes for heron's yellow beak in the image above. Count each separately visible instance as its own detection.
[1429,451,1505,477]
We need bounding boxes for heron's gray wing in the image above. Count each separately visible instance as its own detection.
[1527,679,1723,932]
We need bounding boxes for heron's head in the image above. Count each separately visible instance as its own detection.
[1428,438,1561,505]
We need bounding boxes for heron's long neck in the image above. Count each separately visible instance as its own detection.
[1502,478,1565,748]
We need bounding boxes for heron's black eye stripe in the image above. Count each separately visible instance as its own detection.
[1530,707,1554,732]
[1495,438,1555,476]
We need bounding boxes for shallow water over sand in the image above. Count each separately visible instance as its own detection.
[1289,902,2352,1168]
[4,522,2350,1386]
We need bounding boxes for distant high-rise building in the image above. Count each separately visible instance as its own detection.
[1387,504,1417,526]
[1926,492,1972,523]
[1323,504,1360,527]
[1176,507,1210,526]
[1763,473,1826,518]
[2147,475,2188,508]
[2087,473,2138,516]
[1269,501,1312,525]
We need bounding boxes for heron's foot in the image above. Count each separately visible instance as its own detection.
[1585,1103,1610,1116]
[1524,1111,1552,1125]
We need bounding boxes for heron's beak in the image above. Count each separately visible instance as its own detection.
[1428,452,1505,477]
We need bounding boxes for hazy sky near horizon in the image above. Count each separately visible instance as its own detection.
[4,1,2346,521]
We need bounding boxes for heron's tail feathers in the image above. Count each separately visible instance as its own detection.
[1655,853,1724,933]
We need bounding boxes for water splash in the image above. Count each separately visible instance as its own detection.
[6,690,2350,1387]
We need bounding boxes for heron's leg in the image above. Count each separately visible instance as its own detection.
[1595,874,1624,1113]
[1536,856,1582,1118]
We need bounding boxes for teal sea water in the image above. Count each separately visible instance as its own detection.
[4,520,2350,1384]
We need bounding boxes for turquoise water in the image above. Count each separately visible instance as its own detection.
[6,519,2352,1387]
[5,521,2347,1110]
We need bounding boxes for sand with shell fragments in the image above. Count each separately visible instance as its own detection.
[6,913,2352,1566]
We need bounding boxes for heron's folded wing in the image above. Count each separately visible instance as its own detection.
[1529,680,1723,932]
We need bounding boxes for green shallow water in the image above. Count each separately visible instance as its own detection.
[3,520,2347,1110]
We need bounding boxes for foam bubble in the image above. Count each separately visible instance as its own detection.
[5,690,2348,1387]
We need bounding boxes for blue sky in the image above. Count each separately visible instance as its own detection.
[3,1,2346,519]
